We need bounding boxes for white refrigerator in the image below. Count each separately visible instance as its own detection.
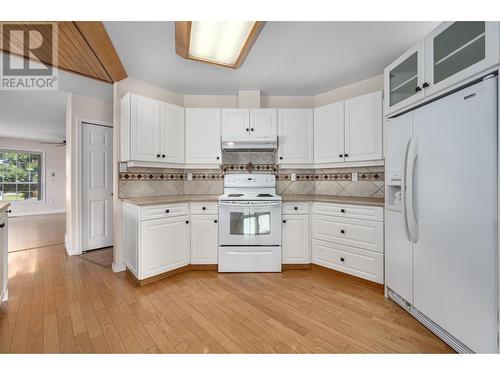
[385,76,499,353]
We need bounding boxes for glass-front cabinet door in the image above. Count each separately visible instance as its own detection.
[424,21,499,96]
[384,42,425,116]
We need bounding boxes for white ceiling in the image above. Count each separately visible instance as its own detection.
[0,53,113,142]
[104,21,439,96]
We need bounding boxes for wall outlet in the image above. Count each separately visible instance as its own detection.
[187,173,193,181]
[352,172,358,182]
[119,162,128,173]
[291,173,296,181]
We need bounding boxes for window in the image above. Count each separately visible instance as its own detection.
[0,150,43,202]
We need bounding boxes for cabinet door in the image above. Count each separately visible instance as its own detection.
[344,91,382,162]
[190,215,218,264]
[221,109,250,139]
[424,21,499,97]
[185,108,221,166]
[250,109,277,138]
[384,42,425,115]
[140,216,190,278]
[0,214,5,301]
[278,109,314,165]
[282,214,310,264]
[313,101,344,164]
[161,103,185,164]
[130,94,161,162]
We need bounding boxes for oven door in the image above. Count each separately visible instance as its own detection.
[218,201,282,246]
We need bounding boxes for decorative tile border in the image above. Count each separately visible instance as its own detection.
[120,172,185,181]
[358,172,384,181]
[191,173,224,180]
[222,163,278,173]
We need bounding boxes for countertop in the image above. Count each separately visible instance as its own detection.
[121,194,384,207]
[0,202,11,213]
[121,194,220,206]
[282,194,384,207]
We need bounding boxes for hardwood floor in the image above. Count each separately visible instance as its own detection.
[0,244,454,353]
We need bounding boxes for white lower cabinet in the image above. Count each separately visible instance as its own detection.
[282,213,310,264]
[311,203,384,284]
[190,214,218,265]
[123,202,190,280]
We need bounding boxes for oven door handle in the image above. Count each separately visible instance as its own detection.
[219,202,282,208]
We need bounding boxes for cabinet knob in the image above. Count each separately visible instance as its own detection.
[415,86,422,92]
[422,82,429,88]
[344,153,348,157]
[340,229,345,234]
[340,257,345,262]
[279,156,283,160]
[156,154,161,158]
[340,209,345,213]
[250,128,254,131]
[216,156,220,160]
[165,209,170,213]
[246,128,249,131]
[0,223,5,228]
[282,220,286,223]
[202,207,206,210]
[214,219,218,223]
[162,154,165,158]
[294,206,298,210]
[339,154,343,158]
[185,220,189,224]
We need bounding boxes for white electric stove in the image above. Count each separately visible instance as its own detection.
[218,173,282,272]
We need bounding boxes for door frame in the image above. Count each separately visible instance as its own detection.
[74,117,113,255]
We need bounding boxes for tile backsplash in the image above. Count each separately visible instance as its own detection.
[119,163,384,199]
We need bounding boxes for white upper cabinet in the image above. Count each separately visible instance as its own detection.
[250,109,277,138]
[424,21,499,97]
[128,93,162,162]
[278,109,314,165]
[314,102,345,164]
[384,42,425,116]
[185,108,222,166]
[385,21,499,116]
[344,91,383,162]
[161,103,185,164]
[221,109,250,139]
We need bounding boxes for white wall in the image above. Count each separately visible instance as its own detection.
[65,93,112,255]
[313,74,383,106]
[0,137,65,216]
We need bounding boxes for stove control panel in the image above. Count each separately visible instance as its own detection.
[224,173,276,188]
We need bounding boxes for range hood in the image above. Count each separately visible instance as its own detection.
[222,137,278,152]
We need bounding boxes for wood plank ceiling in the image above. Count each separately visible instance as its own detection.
[0,21,126,83]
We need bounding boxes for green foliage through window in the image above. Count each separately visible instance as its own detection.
[0,150,42,201]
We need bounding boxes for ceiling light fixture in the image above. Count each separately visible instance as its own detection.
[175,21,266,69]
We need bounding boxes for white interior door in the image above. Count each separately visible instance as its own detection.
[413,78,498,353]
[82,123,113,251]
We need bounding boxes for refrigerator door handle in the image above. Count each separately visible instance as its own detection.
[406,138,418,242]
[401,138,412,242]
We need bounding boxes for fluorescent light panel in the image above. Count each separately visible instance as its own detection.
[189,21,256,66]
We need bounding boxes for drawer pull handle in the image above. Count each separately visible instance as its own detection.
[282,220,286,223]
[340,257,345,262]
[339,154,343,158]
[214,219,218,223]
[202,207,206,210]
[6,209,11,213]
[0,223,5,228]
[340,229,345,234]
[340,209,345,213]
[294,206,298,210]
[165,209,170,213]
[185,220,189,224]
[156,154,160,158]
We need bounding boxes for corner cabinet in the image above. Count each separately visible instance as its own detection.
[385,21,500,116]
[278,109,314,166]
[313,91,382,167]
[185,108,222,168]
[121,93,185,167]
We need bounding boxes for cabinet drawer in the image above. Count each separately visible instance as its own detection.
[312,214,383,253]
[140,203,188,220]
[282,202,309,215]
[190,202,218,215]
[312,239,383,284]
[312,202,383,222]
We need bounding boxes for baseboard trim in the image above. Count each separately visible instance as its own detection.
[112,262,126,273]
